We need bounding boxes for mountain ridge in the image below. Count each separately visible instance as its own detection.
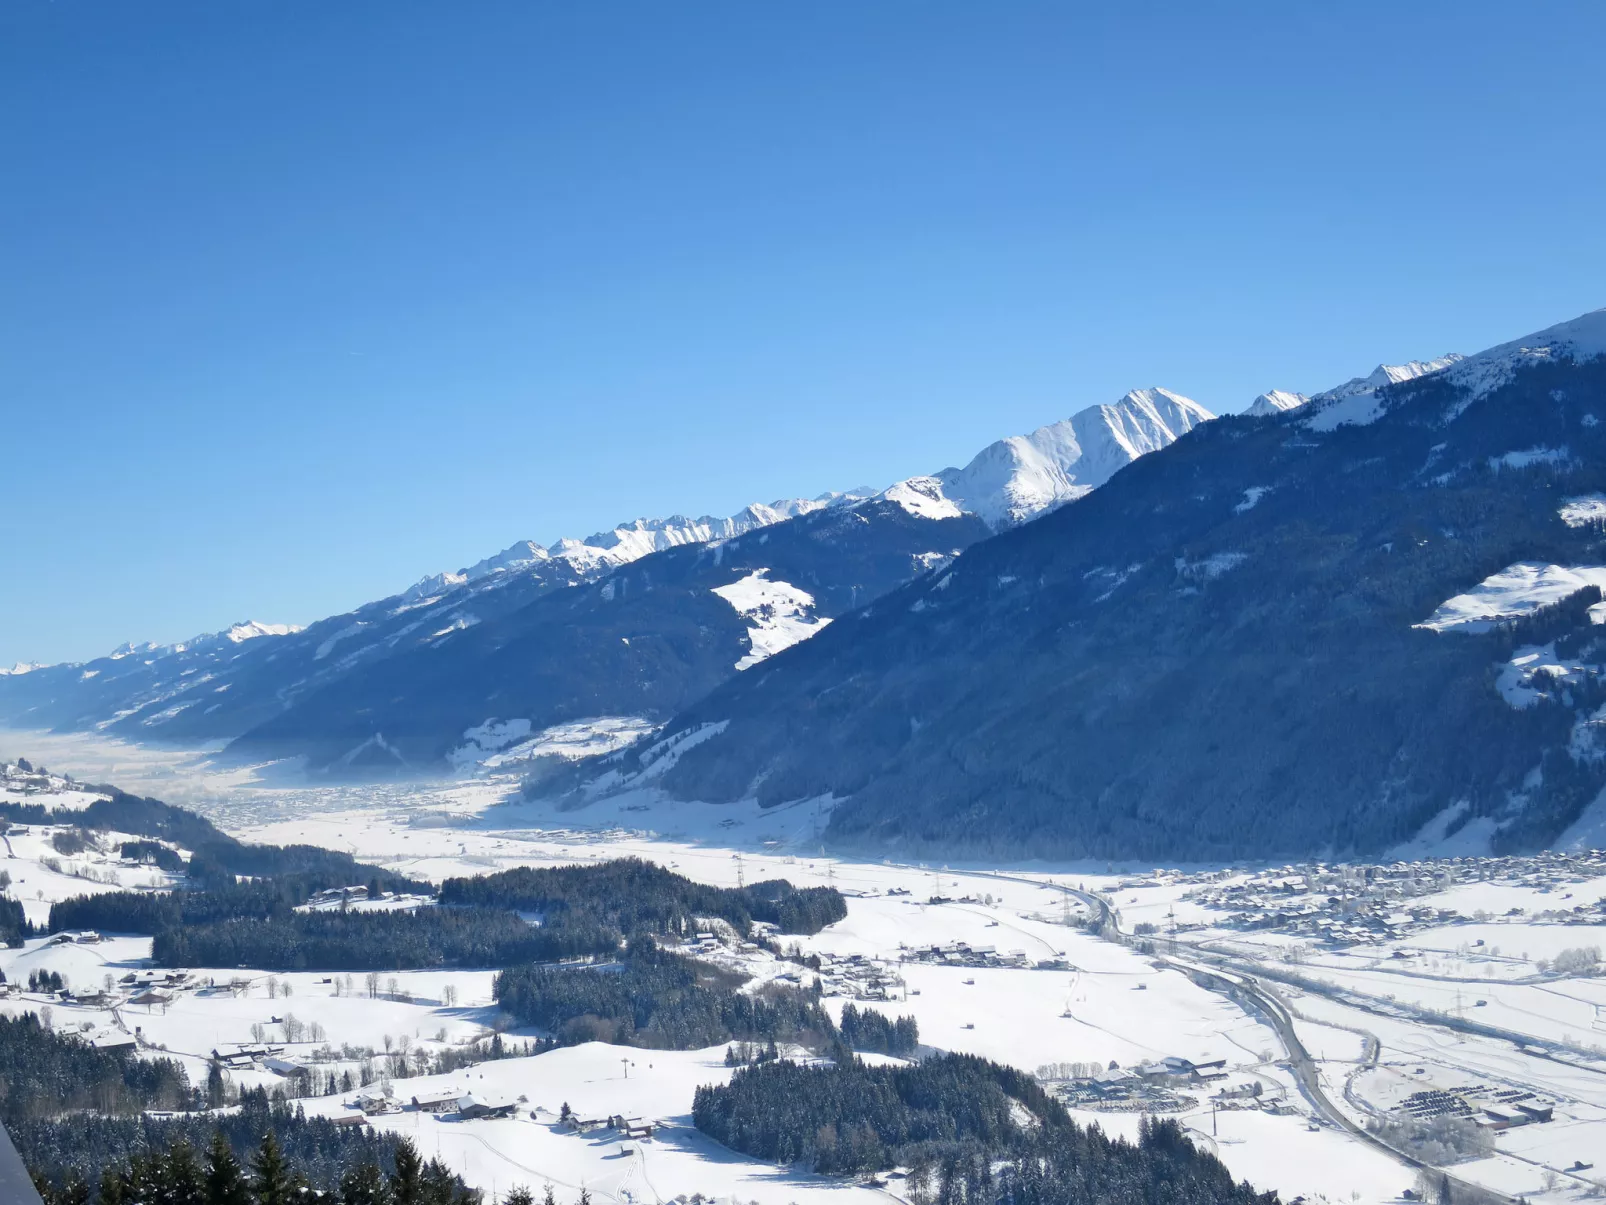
[564,306,1606,861]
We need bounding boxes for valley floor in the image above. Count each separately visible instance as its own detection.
[5,729,1606,1205]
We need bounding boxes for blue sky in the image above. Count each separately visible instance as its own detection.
[5,1,1606,666]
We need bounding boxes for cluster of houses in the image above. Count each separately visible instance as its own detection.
[1056,1057,1228,1113]
[211,1042,312,1076]
[406,1086,525,1120]
[1165,848,1606,945]
[11,957,196,1011]
[814,952,904,1000]
[334,1085,621,1129]
[898,941,1035,970]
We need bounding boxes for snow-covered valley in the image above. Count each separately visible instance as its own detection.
[5,733,1606,1205]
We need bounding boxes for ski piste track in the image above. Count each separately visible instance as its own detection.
[904,863,1522,1205]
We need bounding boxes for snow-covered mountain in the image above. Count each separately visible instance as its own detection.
[600,306,1606,861]
[879,388,1215,529]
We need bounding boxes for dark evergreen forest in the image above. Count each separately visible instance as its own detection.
[149,905,619,971]
[494,937,836,1049]
[695,1054,1278,1205]
[439,857,846,937]
[1,1014,476,1203]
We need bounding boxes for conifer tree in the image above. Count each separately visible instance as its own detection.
[340,1160,393,1205]
[251,1131,295,1205]
[389,1138,424,1205]
[205,1130,251,1205]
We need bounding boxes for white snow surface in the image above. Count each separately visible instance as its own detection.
[1303,354,1464,431]
[1234,486,1271,513]
[711,570,832,670]
[1416,562,1606,632]
[223,621,300,642]
[1489,445,1571,471]
[467,716,658,773]
[1243,389,1308,417]
[877,475,965,520]
[1443,305,1606,403]
[1559,493,1606,527]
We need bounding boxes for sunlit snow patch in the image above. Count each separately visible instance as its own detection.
[1488,446,1570,472]
[1558,494,1606,528]
[1417,563,1606,632]
[1496,644,1603,709]
[1234,487,1271,513]
[711,570,831,670]
[464,716,658,773]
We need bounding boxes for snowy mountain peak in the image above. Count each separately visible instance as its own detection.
[1244,389,1309,417]
[0,662,41,676]
[441,491,879,592]
[929,388,1215,528]
[222,621,301,643]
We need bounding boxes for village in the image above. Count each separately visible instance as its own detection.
[1136,849,1606,948]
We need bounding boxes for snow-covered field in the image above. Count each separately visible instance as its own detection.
[7,729,1606,1205]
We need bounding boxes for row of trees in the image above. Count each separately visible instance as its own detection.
[838,1003,919,1055]
[28,1124,477,1205]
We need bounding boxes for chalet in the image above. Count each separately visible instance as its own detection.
[332,1112,368,1129]
[354,1088,396,1115]
[411,1089,462,1113]
[457,1092,519,1120]
[263,1055,309,1076]
[89,1031,137,1052]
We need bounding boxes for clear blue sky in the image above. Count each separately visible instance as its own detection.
[5,1,1605,666]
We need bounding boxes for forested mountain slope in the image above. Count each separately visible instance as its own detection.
[225,497,991,772]
[601,309,1606,860]
[3,393,1209,777]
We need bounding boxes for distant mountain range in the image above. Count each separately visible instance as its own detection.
[0,386,1214,774]
[21,308,1606,864]
[558,309,1606,861]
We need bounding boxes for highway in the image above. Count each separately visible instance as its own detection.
[937,867,1520,1205]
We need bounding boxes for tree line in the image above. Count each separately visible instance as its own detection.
[25,1117,475,1205]
[3,1013,477,1202]
[150,906,620,972]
